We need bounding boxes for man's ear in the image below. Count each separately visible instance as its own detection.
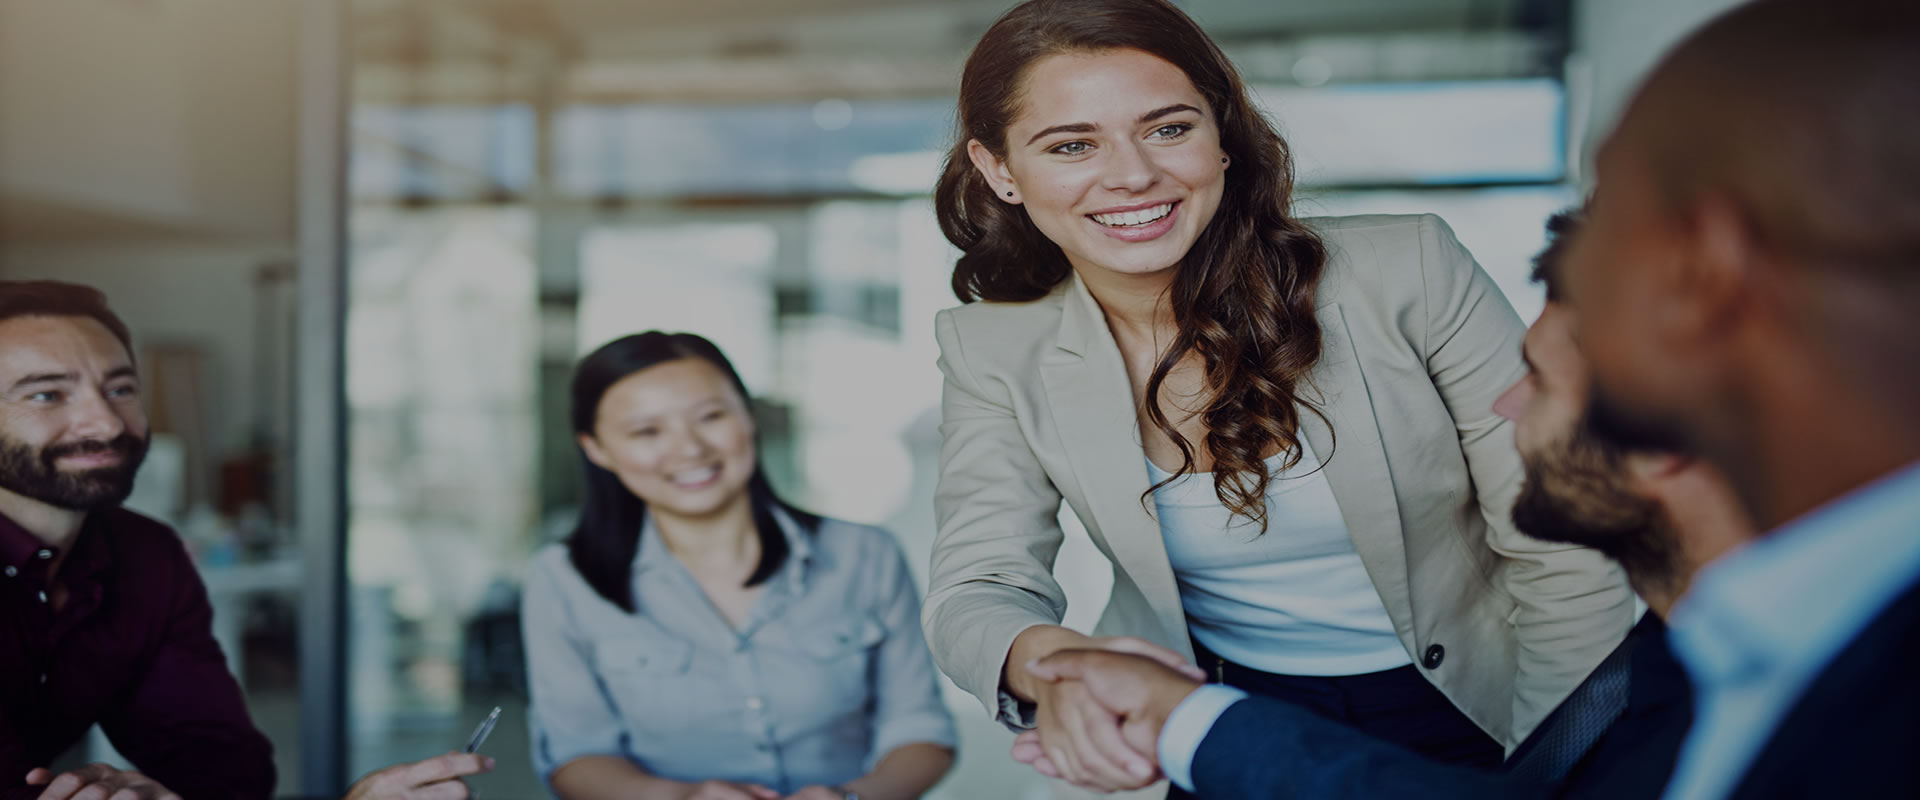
[967,139,1022,205]
[1676,193,1763,336]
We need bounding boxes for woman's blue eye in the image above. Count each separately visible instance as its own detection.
[28,391,59,403]
[1151,123,1193,139]
[1049,141,1092,156]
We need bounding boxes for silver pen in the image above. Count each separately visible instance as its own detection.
[464,706,503,754]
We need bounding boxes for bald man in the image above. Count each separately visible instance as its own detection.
[1564,0,1920,797]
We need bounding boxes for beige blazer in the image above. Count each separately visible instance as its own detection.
[922,214,1633,753]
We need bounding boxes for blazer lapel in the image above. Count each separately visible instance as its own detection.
[1300,303,1416,636]
[1039,274,1188,646]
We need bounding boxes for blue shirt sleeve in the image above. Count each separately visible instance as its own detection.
[863,534,960,768]
[1157,684,1248,792]
[522,549,630,783]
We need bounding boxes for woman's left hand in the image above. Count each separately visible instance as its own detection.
[782,786,851,800]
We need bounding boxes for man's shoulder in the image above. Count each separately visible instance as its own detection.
[1728,572,1920,796]
[1799,570,1920,698]
[1806,569,1920,691]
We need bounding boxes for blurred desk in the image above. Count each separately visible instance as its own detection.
[200,556,305,687]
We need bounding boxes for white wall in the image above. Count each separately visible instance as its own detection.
[0,0,297,239]
[1571,0,1748,182]
[0,0,302,510]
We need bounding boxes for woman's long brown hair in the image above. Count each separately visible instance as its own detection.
[934,0,1330,532]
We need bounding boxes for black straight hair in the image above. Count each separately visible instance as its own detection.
[566,331,819,613]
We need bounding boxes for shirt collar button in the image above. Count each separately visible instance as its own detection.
[36,549,53,560]
[3,566,15,577]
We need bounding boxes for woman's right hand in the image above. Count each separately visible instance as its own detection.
[679,780,780,800]
[1005,627,1205,792]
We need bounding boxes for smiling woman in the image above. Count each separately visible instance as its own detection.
[920,1,1635,797]
[521,331,957,800]
[965,64,1228,281]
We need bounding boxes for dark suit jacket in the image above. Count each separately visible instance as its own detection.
[1188,615,1690,799]
[1724,575,1920,798]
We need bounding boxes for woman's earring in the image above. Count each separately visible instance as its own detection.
[1221,156,1230,164]
[1006,191,1014,197]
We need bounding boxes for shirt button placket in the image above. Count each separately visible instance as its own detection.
[739,650,781,782]
[747,693,770,738]
[738,650,762,728]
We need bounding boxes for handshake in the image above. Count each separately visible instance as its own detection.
[1008,635,1212,794]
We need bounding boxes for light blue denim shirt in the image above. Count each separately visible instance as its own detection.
[1661,460,1920,799]
[522,509,957,793]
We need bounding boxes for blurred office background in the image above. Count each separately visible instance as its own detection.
[0,0,1745,796]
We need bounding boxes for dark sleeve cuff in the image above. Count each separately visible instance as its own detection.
[998,688,1038,731]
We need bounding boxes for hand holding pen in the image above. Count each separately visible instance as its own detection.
[341,706,501,800]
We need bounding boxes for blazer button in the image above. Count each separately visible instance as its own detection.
[1421,644,1445,670]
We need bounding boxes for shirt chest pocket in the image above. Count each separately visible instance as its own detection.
[787,615,887,712]
[593,637,698,731]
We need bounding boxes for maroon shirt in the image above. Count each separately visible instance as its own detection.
[0,507,274,799]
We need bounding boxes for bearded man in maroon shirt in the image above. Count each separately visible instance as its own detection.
[0,282,492,800]
[0,280,271,800]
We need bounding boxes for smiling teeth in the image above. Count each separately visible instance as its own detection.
[1092,203,1173,227]
[671,466,720,485]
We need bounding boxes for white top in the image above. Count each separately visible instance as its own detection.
[1149,436,1410,676]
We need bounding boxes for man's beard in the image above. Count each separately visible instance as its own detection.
[0,432,148,511]
[1513,414,1678,587]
